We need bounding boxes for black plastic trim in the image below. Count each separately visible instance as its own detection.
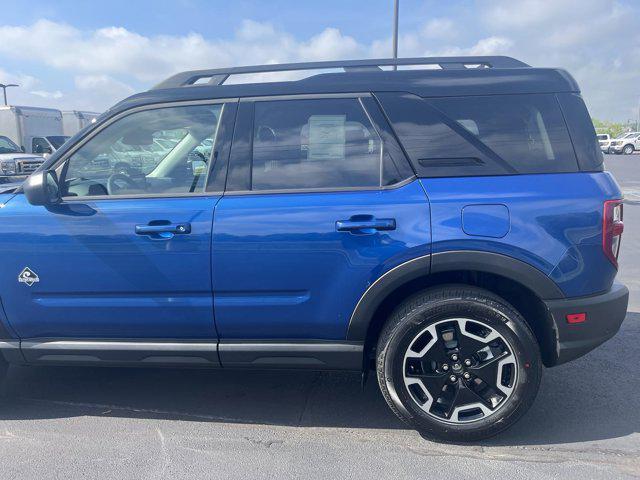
[544,283,628,366]
[431,251,565,299]
[19,339,220,367]
[0,341,23,363]
[347,255,431,341]
[218,340,364,370]
[347,250,565,342]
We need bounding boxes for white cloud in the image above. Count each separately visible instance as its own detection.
[477,0,640,121]
[421,18,458,41]
[0,7,637,120]
[29,90,63,99]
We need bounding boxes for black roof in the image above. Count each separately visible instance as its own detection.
[110,56,579,116]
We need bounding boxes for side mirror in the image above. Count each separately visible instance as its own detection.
[24,170,60,206]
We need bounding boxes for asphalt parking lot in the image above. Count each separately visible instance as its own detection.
[0,153,638,479]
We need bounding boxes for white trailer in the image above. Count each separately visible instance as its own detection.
[0,106,64,154]
[62,110,100,137]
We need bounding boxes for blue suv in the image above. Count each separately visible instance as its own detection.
[0,56,628,441]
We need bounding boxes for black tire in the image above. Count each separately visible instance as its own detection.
[623,144,635,155]
[376,285,542,442]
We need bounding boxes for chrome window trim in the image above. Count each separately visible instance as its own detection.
[223,176,416,197]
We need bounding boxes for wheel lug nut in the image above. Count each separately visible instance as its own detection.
[451,354,459,361]
[449,375,457,383]
[463,372,471,380]
[464,359,472,367]
[442,364,449,371]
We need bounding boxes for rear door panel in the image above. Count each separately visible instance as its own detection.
[212,181,430,340]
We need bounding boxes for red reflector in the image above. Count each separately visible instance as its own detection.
[566,313,586,324]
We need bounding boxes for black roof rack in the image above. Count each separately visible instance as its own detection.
[152,56,530,90]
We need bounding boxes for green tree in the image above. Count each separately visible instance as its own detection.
[592,118,627,138]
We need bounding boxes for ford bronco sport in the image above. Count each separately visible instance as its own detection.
[0,56,628,442]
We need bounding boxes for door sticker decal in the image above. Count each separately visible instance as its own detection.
[18,267,39,287]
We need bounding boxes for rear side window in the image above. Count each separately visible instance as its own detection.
[249,98,402,191]
[556,93,604,171]
[377,92,579,177]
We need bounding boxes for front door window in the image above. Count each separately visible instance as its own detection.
[62,104,223,197]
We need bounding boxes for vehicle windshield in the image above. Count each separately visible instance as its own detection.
[0,136,21,154]
[46,136,70,149]
[597,134,608,140]
[618,132,639,139]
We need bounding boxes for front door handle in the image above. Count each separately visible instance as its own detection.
[135,222,191,239]
[336,216,396,234]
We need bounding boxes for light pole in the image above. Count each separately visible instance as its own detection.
[0,84,18,106]
[392,0,399,69]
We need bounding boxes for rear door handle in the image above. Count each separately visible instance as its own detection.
[336,216,396,234]
[135,222,191,239]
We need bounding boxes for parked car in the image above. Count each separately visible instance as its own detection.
[610,132,640,154]
[597,133,611,153]
[0,135,45,183]
[0,105,65,155]
[0,56,627,442]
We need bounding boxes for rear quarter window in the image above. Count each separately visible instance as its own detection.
[377,92,579,177]
[556,93,604,172]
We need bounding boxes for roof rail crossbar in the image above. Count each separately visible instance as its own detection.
[152,56,529,90]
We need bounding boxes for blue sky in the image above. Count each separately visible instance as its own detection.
[0,0,637,121]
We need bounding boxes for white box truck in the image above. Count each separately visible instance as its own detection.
[0,105,66,155]
[62,110,100,137]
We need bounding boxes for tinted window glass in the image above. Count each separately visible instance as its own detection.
[32,137,51,154]
[0,136,20,154]
[556,93,603,171]
[250,98,397,191]
[430,94,577,173]
[62,104,223,197]
[378,92,578,177]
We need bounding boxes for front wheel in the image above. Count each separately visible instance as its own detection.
[376,285,542,442]
[623,144,635,155]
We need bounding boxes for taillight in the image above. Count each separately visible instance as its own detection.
[603,200,624,268]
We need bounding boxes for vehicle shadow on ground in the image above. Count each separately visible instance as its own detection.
[0,313,638,446]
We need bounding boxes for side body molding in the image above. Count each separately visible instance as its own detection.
[346,251,565,342]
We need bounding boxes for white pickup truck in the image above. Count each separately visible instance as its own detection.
[610,132,640,155]
[597,134,612,153]
[0,135,44,183]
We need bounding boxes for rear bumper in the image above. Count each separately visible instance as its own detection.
[544,283,628,366]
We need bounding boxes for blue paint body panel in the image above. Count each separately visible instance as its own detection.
[0,170,622,342]
[462,204,510,238]
[0,193,15,205]
[420,172,621,297]
[0,194,219,339]
[212,180,431,340]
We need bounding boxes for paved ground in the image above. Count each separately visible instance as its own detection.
[0,153,638,479]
